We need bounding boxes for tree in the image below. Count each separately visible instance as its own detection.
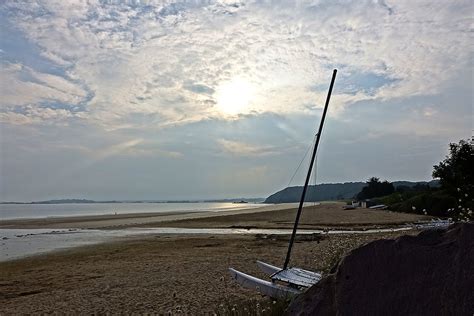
[432,139,473,221]
[378,139,472,221]
[356,177,395,200]
[432,139,474,193]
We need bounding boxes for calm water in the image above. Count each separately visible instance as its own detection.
[0,226,415,262]
[0,202,264,220]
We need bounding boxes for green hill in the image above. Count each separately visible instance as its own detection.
[264,181,439,203]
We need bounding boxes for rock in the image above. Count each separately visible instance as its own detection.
[286,223,474,315]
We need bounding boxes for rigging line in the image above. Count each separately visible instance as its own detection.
[309,135,318,206]
[312,150,318,206]
[313,134,319,205]
[286,140,314,188]
[283,69,337,270]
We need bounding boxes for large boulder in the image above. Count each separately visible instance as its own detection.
[287,223,474,315]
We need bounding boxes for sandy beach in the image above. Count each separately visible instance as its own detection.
[0,203,429,314]
[0,202,427,230]
[148,202,429,230]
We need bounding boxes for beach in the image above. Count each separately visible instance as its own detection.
[0,203,428,314]
[0,202,427,230]
[0,203,296,229]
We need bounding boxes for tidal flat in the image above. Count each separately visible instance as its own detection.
[0,203,427,314]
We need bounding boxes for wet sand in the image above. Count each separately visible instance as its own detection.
[0,231,418,314]
[0,202,429,314]
[0,202,427,230]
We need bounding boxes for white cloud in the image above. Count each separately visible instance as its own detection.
[0,0,472,129]
[54,138,184,160]
[0,104,78,126]
[217,138,278,156]
[0,63,87,110]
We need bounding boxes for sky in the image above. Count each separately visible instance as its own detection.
[0,0,472,202]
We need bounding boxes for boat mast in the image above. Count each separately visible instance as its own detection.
[283,69,337,270]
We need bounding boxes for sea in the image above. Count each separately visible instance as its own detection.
[0,203,415,261]
[0,202,265,261]
[0,202,264,220]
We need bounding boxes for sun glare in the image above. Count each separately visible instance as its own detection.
[215,78,255,115]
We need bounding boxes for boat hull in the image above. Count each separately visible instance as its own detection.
[228,268,301,299]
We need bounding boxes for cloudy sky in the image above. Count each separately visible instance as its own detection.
[0,0,472,201]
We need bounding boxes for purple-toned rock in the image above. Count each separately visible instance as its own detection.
[287,223,474,315]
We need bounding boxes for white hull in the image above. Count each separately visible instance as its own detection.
[415,219,452,230]
[256,260,280,275]
[228,268,301,299]
[229,261,322,299]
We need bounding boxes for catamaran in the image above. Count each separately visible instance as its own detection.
[229,69,337,299]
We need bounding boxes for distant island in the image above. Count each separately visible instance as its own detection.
[1,199,118,204]
[1,198,265,204]
[2,181,440,205]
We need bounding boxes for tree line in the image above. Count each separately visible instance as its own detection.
[356,139,473,221]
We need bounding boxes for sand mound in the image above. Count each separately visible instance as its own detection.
[287,223,474,315]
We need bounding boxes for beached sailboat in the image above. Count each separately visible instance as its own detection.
[229,69,337,299]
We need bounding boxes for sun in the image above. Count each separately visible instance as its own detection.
[215,78,255,115]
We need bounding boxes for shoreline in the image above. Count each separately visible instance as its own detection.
[0,202,429,230]
[0,203,297,229]
[0,202,433,313]
[1,202,430,262]
[0,226,415,262]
